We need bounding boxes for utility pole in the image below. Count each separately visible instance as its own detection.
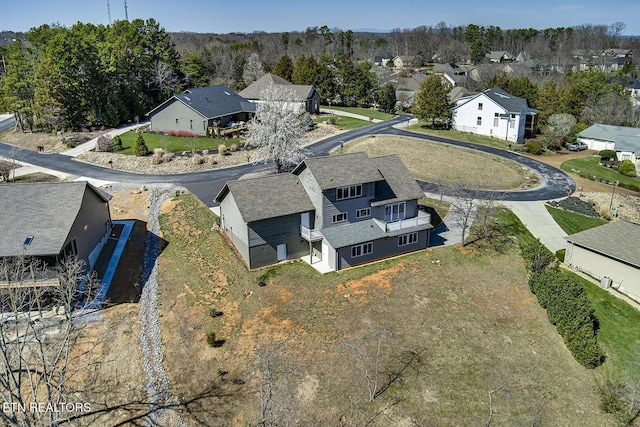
[107,0,111,25]
[124,0,128,21]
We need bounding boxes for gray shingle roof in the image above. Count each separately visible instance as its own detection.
[482,87,530,113]
[322,218,432,249]
[215,174,314,223]
[239,73,316,102]
[577,124,640,152]
[292,152,383,190]
[566,220,640,268]
[148,85,255,119]
[0,181,111,257]
[369,155,425,206]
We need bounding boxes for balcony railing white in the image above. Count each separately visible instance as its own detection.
[385,211,431,232]
[300,225,323,242]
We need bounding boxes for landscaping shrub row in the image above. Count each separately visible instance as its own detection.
[521,240,603,368]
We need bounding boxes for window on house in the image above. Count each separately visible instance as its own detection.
[190,119,193,129]
[385,202,406,222]
[356,208,371,218]
[621,153,631,160]
[336,184,362,200]
[478,103,483,110]
[510,117,515,128]
[351,242,373,258]
[477,117,482,126]
[175,118,179,124]
[493,113,499,127]
[332,212,348,223]
[398,232,418,246]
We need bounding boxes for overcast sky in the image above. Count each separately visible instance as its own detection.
[2,0,639,35]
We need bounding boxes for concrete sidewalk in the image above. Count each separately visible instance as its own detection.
[503,200,567,252]
[61,122,149,157]
[320,108,384,123]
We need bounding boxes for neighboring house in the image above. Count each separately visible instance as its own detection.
[432,63,469,87]
[610,76,640,107]
[577,124,640,169]
[486,51,514,63]
[395,74,426,108]
[147,85,256,136]
[239,73,320,114]
[565,220,640,302]
[451,87,539,142]
[0,181,112,285]
[215,153,432,271]
[448,86,474,105]
[372,55,392,67]
[393,55,424,68]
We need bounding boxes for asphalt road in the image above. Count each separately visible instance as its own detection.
[0,114,574,206]
[0,116,16,132]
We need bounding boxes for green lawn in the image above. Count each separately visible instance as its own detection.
[407,124,514,151]
[320,105,395,120]
[561,156,640,192]
[545,205,608,234]
[313,115,370,130]
[117,131,240,155]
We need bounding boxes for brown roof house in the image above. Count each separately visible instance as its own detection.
[215,153,432,271]
[565,220,640,302]
[239,73,320,114]
[0,181,112,285]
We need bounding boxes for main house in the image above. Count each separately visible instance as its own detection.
[147,85,256,136]
[577,124,640,171]
[451,87,538,143]
[0,181,112,285]
[565,220,640,302]
[239,73,321,114]
[215,153,432,271]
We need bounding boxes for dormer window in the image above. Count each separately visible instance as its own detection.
[336,184,362,200]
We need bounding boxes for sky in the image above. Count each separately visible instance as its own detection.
[1,0,640,36]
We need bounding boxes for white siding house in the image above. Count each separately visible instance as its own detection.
[451,87,538,143]
[577,124,640,171]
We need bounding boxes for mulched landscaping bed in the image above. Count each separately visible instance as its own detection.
[547,196,599,217]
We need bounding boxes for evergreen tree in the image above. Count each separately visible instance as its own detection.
[133,132,150,156]
[378,83,397,113]
[414,75,452,128]
[272,54,294,82]
[292,54,317,85]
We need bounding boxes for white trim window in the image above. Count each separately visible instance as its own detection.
[478,102,483,111]
[356,208,371,218]
[398,232,418,246]
[336,184,362,200]
[332,212,348,223]
[385,202,406,222]
[493,113,499,127]
[351,242,373,258]
[477,116,482,126]
[510,114,516,128]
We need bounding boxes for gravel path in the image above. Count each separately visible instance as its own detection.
[139,188,186,426]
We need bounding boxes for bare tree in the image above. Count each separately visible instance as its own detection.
[441,182,479,247]
[0,255,100,426]
[256,338,297,427]
[243,53,265,87]
[243,84,310,173]
[544,113,576,149]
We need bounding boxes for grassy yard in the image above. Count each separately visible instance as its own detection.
[340,135,540,190]
[561,156,640,191]
[313,114,371,130]
[545,205,608,234]
[407,124,514,151]
[116,131,241,155]
[154,193,616,426]
[320,105,395,120]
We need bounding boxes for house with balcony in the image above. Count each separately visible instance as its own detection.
[215,153,432,271]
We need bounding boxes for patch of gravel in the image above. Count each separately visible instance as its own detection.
[74,124,343,175]
[548,196,599,217]
[580,191,640,223]
[139,188,186,426]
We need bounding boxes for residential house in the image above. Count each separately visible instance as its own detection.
[239,73,320,114]
[451,87,539,142]
[393,55,424,69]
[395,74,426,109]
[432,63,469,87]
[215,153,432,271]
[0,181,112,285]
[485,51,514,63]
[565,220,640,302]
[372,55,393,67]
[147,85,256,136]
[577,124,640,169]
[609,76,640,107]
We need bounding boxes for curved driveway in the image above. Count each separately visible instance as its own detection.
[0,114,574,206]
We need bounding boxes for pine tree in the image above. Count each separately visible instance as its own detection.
[133,132,149,156]
[414,76,452,128]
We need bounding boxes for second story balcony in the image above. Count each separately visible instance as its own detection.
[382,210,431,233]
[300,225,323,242]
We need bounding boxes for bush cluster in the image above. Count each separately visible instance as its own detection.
[618,159,637,177]
[521,240,602,368]
[598,149,616,161]
[524,141,544,155]
[111,135,123,151]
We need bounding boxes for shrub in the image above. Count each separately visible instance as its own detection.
[618,159,637,177]
[111,135,123,151]
[209,308,223,318]
[153,147,164,155]
[218,144,227,156]
[206,155,218,165]
[191,154,204,165]
[230,144,238,152]
[133,133,150,156]
[524,141,544,155]
[167,130,176,136]
[206,331,216,347]
[151,154,162,165]
[521,240,554,272]
[618,182,640,192]
[96,135,113,152]
[598,149,616,161]
[555,248,565,262]
[162,153,174,163]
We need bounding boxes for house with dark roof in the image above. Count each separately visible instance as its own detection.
[577,124,640,170]
[395,74,427,109]
[147,85,256,136]
[215,153,432,271]
[0,182,112,285]
[451,87,539,142]
[486,51,514,64]
[239,73,320,114]
[565,220,640,301]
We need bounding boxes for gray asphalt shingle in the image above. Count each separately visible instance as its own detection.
[566,220,640,268]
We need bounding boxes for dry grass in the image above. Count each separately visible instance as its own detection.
[342,136,539,190]
[153,194,613,426]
